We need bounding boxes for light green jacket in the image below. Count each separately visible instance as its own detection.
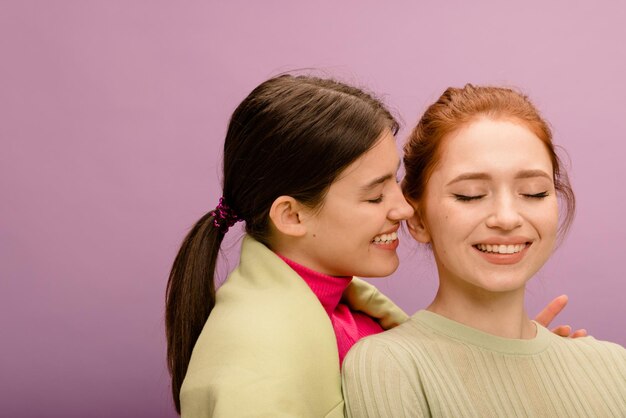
[180,236,408,418]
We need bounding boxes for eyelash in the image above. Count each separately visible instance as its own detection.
[366,177,401,203]
[453,191,550,202]
[523,191,549,199]
[454,194,484,202]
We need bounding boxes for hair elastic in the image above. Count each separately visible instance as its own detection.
[210,197,241,233]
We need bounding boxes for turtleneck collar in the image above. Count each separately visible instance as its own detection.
[277,255,352,316]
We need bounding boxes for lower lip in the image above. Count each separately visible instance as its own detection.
[474,243,530,265]
[372,238,400,251]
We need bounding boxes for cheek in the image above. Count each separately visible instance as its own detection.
[550,204,559,231]
[430,204,467,233]
[324,204,381,240]
[423,205,454,245]
[542,198,559,224]
[536,199,559,236]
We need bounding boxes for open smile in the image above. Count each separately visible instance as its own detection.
[472,242,532,265]
[371,229,400,251]
[372,231,398,244]
[474,243,529,254]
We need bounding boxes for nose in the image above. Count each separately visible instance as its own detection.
[388,183,415,221]
[485,194,523,231]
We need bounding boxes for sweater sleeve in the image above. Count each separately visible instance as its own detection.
[343,278,409,329]
[341,338,430,418]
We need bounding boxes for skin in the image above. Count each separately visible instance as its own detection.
[536,295,586,337]
[270,129,415,278]
[270,125,585,335]
[409,117,581,339]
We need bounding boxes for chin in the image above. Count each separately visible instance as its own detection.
[358,260,399,278]
[474,278,528,294]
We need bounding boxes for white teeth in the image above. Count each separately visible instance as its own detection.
[373,231,398,244]
[476,243,526,254]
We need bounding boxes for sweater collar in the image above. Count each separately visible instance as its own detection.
[278,255,352,315]
[413,310,552,355]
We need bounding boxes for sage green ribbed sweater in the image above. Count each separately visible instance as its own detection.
[342,310,626,418]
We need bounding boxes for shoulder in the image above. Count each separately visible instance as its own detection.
[207,236,334,349]
[353,311,445,346]
[341,318,433,417]
[181,237,343,416]
[184,263,339,384]
[551,332,626,356]
[344,278,409,329]
[343,314,437,373]
[544,330,626,374]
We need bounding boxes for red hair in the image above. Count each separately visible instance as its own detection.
[402,84,575,237]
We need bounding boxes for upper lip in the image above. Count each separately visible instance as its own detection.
[375,225,400,237]
[473,237,533,246]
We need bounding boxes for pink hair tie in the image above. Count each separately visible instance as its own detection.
[210,197,241,233]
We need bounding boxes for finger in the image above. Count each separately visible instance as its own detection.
[534,295,568,327]
[551,325,572,337]
[569,329,588,338]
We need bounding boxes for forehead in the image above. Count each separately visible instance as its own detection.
[333,130,399,185]
[437,118,553,175]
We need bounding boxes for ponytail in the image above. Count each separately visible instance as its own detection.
[165,211,224,414]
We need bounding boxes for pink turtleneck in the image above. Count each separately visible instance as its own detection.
[278,255,384,365]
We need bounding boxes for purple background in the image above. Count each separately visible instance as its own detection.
[2,1,625,416]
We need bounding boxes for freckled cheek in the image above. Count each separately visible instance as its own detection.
[440,206,470,228]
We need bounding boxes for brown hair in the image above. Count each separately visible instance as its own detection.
[165,74,397,413]
[402,84,575,236]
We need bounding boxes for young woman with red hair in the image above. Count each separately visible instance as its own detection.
[343,85,625,417]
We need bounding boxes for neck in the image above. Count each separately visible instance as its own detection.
[428,279,535,339]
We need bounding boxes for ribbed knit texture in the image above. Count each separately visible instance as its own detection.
[279,256,384,364]
[342,310,626,418]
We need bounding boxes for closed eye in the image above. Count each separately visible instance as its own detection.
[367,194,384,204]
[453,194,485,202]
[523,191,549,199]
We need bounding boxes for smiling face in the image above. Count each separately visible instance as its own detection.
[297,130,415,277]
[410,118,558,294]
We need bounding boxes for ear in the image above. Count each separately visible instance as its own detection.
[406,203,431,244]
[269,196,308,237]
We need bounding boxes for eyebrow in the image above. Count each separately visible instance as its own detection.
[446,169,553,186]
[360,162,401,192]
[361,173,394,192]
